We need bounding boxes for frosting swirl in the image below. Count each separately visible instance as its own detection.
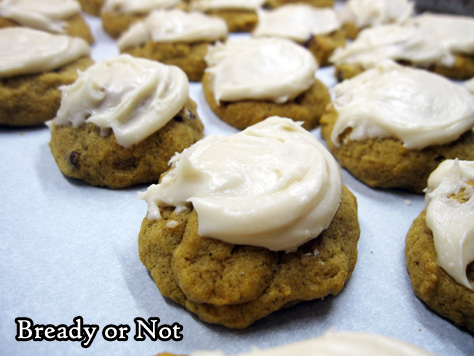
[138,117,342,252]
[102,0,179,14]
[426,160,474,290]
[190,0,265,11]
[54,54,189,148]
[330,61,474,149]
[205,37,317,104]
[0,27,90,78]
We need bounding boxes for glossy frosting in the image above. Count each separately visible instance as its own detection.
[54,54,188,148]
[190,0,265,11]
[253,4,340,41]
[118,9,228,50]
[338,0,413,28]
[192,331,435,356]
[426,160,474,290]
[331,61,474,149]
[0,27,90,78]
[102,0,179,14]
[330,24,454,68]
[138,117,342,252]
[0,0,80,34]
[412,13,474,56]
[205,37,317,103]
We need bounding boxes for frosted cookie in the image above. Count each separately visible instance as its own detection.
[0,27,92,127]
[189,0,264,33]
[252,4,344,66]
[330,24,455,81]
[49,55,204,189]
[410,13,474,80]
[78,0,104,16]
[338,0,414,39]
[118,9,228,82]
[160,331,435,356]
[320,61,474,193]
[406,160,474,333]
[101,0,180,38]
[0,0,93,44]
[138,117,360,329]
[265,0,334,9]
[202,38,330,130]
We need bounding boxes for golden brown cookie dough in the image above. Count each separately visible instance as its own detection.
[340,22,359,40]
[303,29,346,67]
[78,0,104,16]
[101,10,146,38]
[334,54,474,81]
[406,195,474,333]
[139,185,360,329]
[0,56,93,127]
[121,41,214,82]
[202,72,331,130]
[320,106,474,193]
[49,100,204,189]
[0,13,94,44]
[203,9,258,33]
[265,0,334,8]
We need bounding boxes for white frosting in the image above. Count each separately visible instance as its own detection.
[331,61,474,150]
[412,13,474,56]
[0,0,81,34]
[330,24,454,68]
[118,9,228,50]
[338,0,414,28]
[426,160,474,290]
[190,0,265,11]
[205,38,317,104]
[464,78,474,95]
[253,4,340,41]
[138,117,342,252]
[102,0,179,14]
[0,27,90,78]
[54,54,189,148]
[191,331,435,356]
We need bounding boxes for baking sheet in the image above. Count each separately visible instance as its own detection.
[1,9,473,356]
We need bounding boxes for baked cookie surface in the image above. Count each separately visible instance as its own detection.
[0,56,93,127]
[139,185,359,329]
[78,0,104,16]
[50,100,203,189]
[265,0,334,8]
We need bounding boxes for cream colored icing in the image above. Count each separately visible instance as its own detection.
[102,0,179,14]
[191,331,435,356]
[138,117,342,252]
[53,54,188,148]
[426,159,474,290]
[464,78,474,95]
[331,61,474,150]
[330,24,454,68]
[253,4,340,41]
[0,27,90,78]
[412,13,474,56]
[0,0,81,34]
[118,9,228,50]
[338,0,414,28]
[190,0,265,11]
[205,37,317,104]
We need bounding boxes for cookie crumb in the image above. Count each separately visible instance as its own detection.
[313,249,319,257]
[370,250,374,254]
[166,220,179,229]
[418,329,422,332]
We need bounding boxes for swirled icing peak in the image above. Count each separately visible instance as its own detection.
[331,61,474,149]
[426,159,474,290]
[190,0,265,11]
[54,54,189,148]
[102,0,179,14]
[205,37,317,104]
[138,117,342,252]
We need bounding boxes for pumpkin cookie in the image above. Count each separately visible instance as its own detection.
[406,160,474,333]
[49,55,204,188]
[138,117,360,328]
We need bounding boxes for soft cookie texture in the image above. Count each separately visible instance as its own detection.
[49,100,203,189]
[78,0,104,16]
[265,0,334,8]
[139,185,359,329]
[406,188,474,333]
[320,107,474,193]
[0,57,93,127]
[202,72,330,130]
